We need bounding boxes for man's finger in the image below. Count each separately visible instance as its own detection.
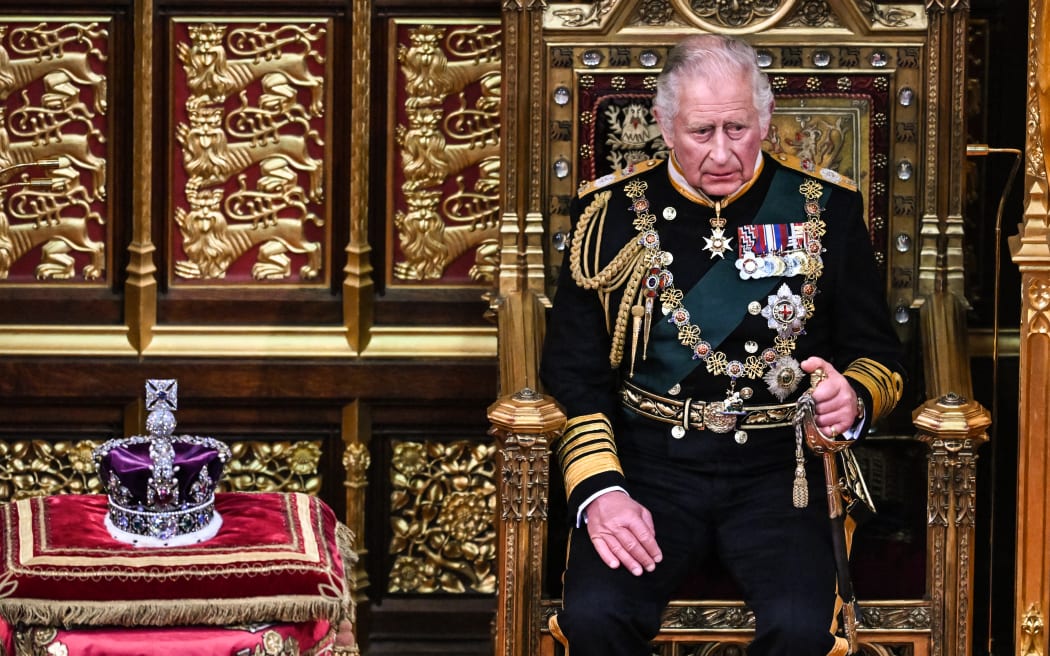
[629,509,663,564]
[590,536,622,571]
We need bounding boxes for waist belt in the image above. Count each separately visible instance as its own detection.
[621,380,796,437]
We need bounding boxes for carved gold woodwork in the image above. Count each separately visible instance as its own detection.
[1021,604,1045,656]
[0,440,102,499]
[1012,3,1050,656]
[345,0,375,352]
[913,394,990,656]
[342,400,371,606]
[489,388,565,656]
[125,0,157,352]
[171,19,329,283]
[537,600,932,653]
[0,19,109,283]
[224,440,323,495]
[544,0,926,31]
[390,21,501,284]
[386,439,497,594]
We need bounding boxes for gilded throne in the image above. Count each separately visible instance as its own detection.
[490,2,991,656]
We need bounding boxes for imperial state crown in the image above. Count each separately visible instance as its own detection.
[93,379,231,547]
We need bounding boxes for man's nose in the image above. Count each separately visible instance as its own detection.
[709,130,731,162]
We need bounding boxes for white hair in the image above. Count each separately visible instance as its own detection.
[653,34,774,131]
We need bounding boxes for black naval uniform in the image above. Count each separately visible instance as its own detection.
[540,152,905,656]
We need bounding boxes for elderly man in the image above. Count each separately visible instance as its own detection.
[540,34,905,656]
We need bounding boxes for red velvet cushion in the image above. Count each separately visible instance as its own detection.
[0,492,356,629]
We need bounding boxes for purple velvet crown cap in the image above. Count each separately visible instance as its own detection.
[92,380,231,547]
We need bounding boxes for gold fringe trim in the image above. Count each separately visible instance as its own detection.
[0,594,350,629]
[335,521,359,625]
[0,515,360,641]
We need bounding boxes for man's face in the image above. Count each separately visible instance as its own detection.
[657,72,768,197]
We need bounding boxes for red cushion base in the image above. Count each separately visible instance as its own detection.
[0,492,354,628]
[0,617,337,656]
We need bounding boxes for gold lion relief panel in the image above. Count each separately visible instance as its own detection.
[169,18,332,286]
[0,18,110,284]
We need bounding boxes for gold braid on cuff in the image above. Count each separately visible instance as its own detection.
[554,413,623,499]
[843,358,903,421]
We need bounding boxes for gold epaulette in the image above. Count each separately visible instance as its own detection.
[577,158,663,198]
[769,152,858,192]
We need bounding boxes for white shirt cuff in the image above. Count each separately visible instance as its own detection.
[576,486,628,527]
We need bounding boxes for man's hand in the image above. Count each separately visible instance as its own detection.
[584,491,663,576]
[801,356,859,437]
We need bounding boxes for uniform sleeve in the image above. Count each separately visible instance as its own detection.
[540,196,628,519]
[826,189,906,428]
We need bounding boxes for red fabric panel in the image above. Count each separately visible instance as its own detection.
[0,492,352,627]
[4,620,333,656]
[0,613,11,656]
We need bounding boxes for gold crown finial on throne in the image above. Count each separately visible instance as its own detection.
[93,380,231,547]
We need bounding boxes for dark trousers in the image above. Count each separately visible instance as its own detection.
[553,433,840,656]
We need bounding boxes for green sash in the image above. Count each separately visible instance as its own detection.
[631,168,830,393]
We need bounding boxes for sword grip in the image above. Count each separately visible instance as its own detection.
[823,452,844,520]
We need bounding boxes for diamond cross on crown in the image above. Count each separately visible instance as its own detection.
[145,379,178,412]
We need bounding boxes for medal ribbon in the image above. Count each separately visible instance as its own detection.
[632,168,831,393]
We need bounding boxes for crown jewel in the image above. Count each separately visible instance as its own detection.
[93,380,231,547]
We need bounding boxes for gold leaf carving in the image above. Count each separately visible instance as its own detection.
[223,440,323,495]
[173,21,327,282]
[342,441,371,488]
[0,440,102,500]
[1021,603,1045,656]
[392,24,502,283]
[0,21,109,282]
[387,439,496,594]
[668,0,793,31]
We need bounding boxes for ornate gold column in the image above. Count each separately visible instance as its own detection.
[125,0,157,352]
[489,389,563,656]
[345,0,374,352]
[343,401,372,604]
[916,6,990,655]
[1010,1,1050,653]
[913,394,991,656]
[919,0,970,302]
[490,2,556,655]
[492,0,550,394]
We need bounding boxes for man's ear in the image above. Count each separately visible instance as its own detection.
[651,105,674,149]
[760,99,776,138]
